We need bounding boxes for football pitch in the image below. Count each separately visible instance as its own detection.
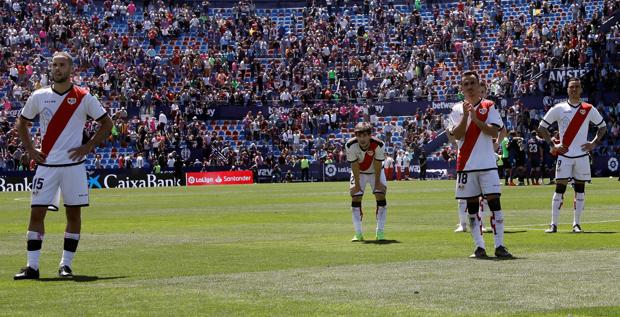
[1,178,619,316]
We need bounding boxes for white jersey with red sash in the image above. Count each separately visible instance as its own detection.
[20,85,107,166]
[346,136,386,173]
[540,101,606,158]
[449,99,504,172]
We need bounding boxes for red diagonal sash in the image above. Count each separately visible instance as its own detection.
[359,142,379,171]
[41,86,88,156]
[562,103,591,148]
[456,100,492,171]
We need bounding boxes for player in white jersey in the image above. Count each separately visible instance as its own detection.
[537,77,606,233]
[454,83,500,234]
[14,52,113,280]
[448,71,512,258]
[346,122,387,241]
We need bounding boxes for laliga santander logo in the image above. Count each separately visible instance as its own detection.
[609,158,618,172]
[325,164,337,177]
[185,171,253,186]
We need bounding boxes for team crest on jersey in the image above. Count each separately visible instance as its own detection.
[366,150,374,157]
[478,108,487,115]
[579,109,586,115]
[67,98,77,105]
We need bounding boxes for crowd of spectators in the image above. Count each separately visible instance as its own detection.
[1,0,619,174]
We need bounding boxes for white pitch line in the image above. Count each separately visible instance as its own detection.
[505,219,620,230]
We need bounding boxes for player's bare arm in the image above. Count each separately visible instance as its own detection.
[537,125,567,154]
[494,126,508,151]
[469,107,499,137]
[15,116,46,164]
[581,126,607,152]
[350,161,362,197]
[68,115,113,161]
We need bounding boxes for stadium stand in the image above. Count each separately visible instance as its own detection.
[0,0,619,177]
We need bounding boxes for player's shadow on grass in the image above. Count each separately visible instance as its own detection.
[504,230,527,234]
[474,256,523,261]
[560,231,618,234]
[39,275,127,282]
[363,239,401,244]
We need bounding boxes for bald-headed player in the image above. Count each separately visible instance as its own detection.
[14,52,113,279]
[346,122,388,241]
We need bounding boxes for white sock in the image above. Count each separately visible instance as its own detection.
[26,231,44,270]
[60,232,80,268]
[352,207,363,234]
[468,214,485,249]
[480,199,490,228]
[551,192,563,226]
[457,200,467,227]
[574,192,585,226]
[376,205,387,232]
[491,211,505,248]
[60,250,75,268]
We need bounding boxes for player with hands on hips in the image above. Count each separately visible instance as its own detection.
[537,77,606,233]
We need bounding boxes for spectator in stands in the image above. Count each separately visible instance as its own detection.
[0,0,619,175]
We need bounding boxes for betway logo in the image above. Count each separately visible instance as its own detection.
[432,102,457,110]
[204,108,216,117]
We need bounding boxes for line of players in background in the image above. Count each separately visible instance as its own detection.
[454,76,606,235]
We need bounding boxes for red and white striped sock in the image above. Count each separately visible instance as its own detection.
[551,192,563,226]
[468,214,485,249]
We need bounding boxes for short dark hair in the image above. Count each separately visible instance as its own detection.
[461,71,480,83]
[354,122,372,134]
[52,51,74,67]
[567,77,581,85]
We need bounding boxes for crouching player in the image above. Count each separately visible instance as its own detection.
[346,122,387,241]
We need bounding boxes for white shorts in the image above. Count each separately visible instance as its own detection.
[350,172,388,196]
[556,155,591,181]
[31,164,89,210]
[455,170,501,199]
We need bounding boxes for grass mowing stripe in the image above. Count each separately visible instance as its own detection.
[0,178,618,316]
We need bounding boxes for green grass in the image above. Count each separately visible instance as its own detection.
[1,178,619,316]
